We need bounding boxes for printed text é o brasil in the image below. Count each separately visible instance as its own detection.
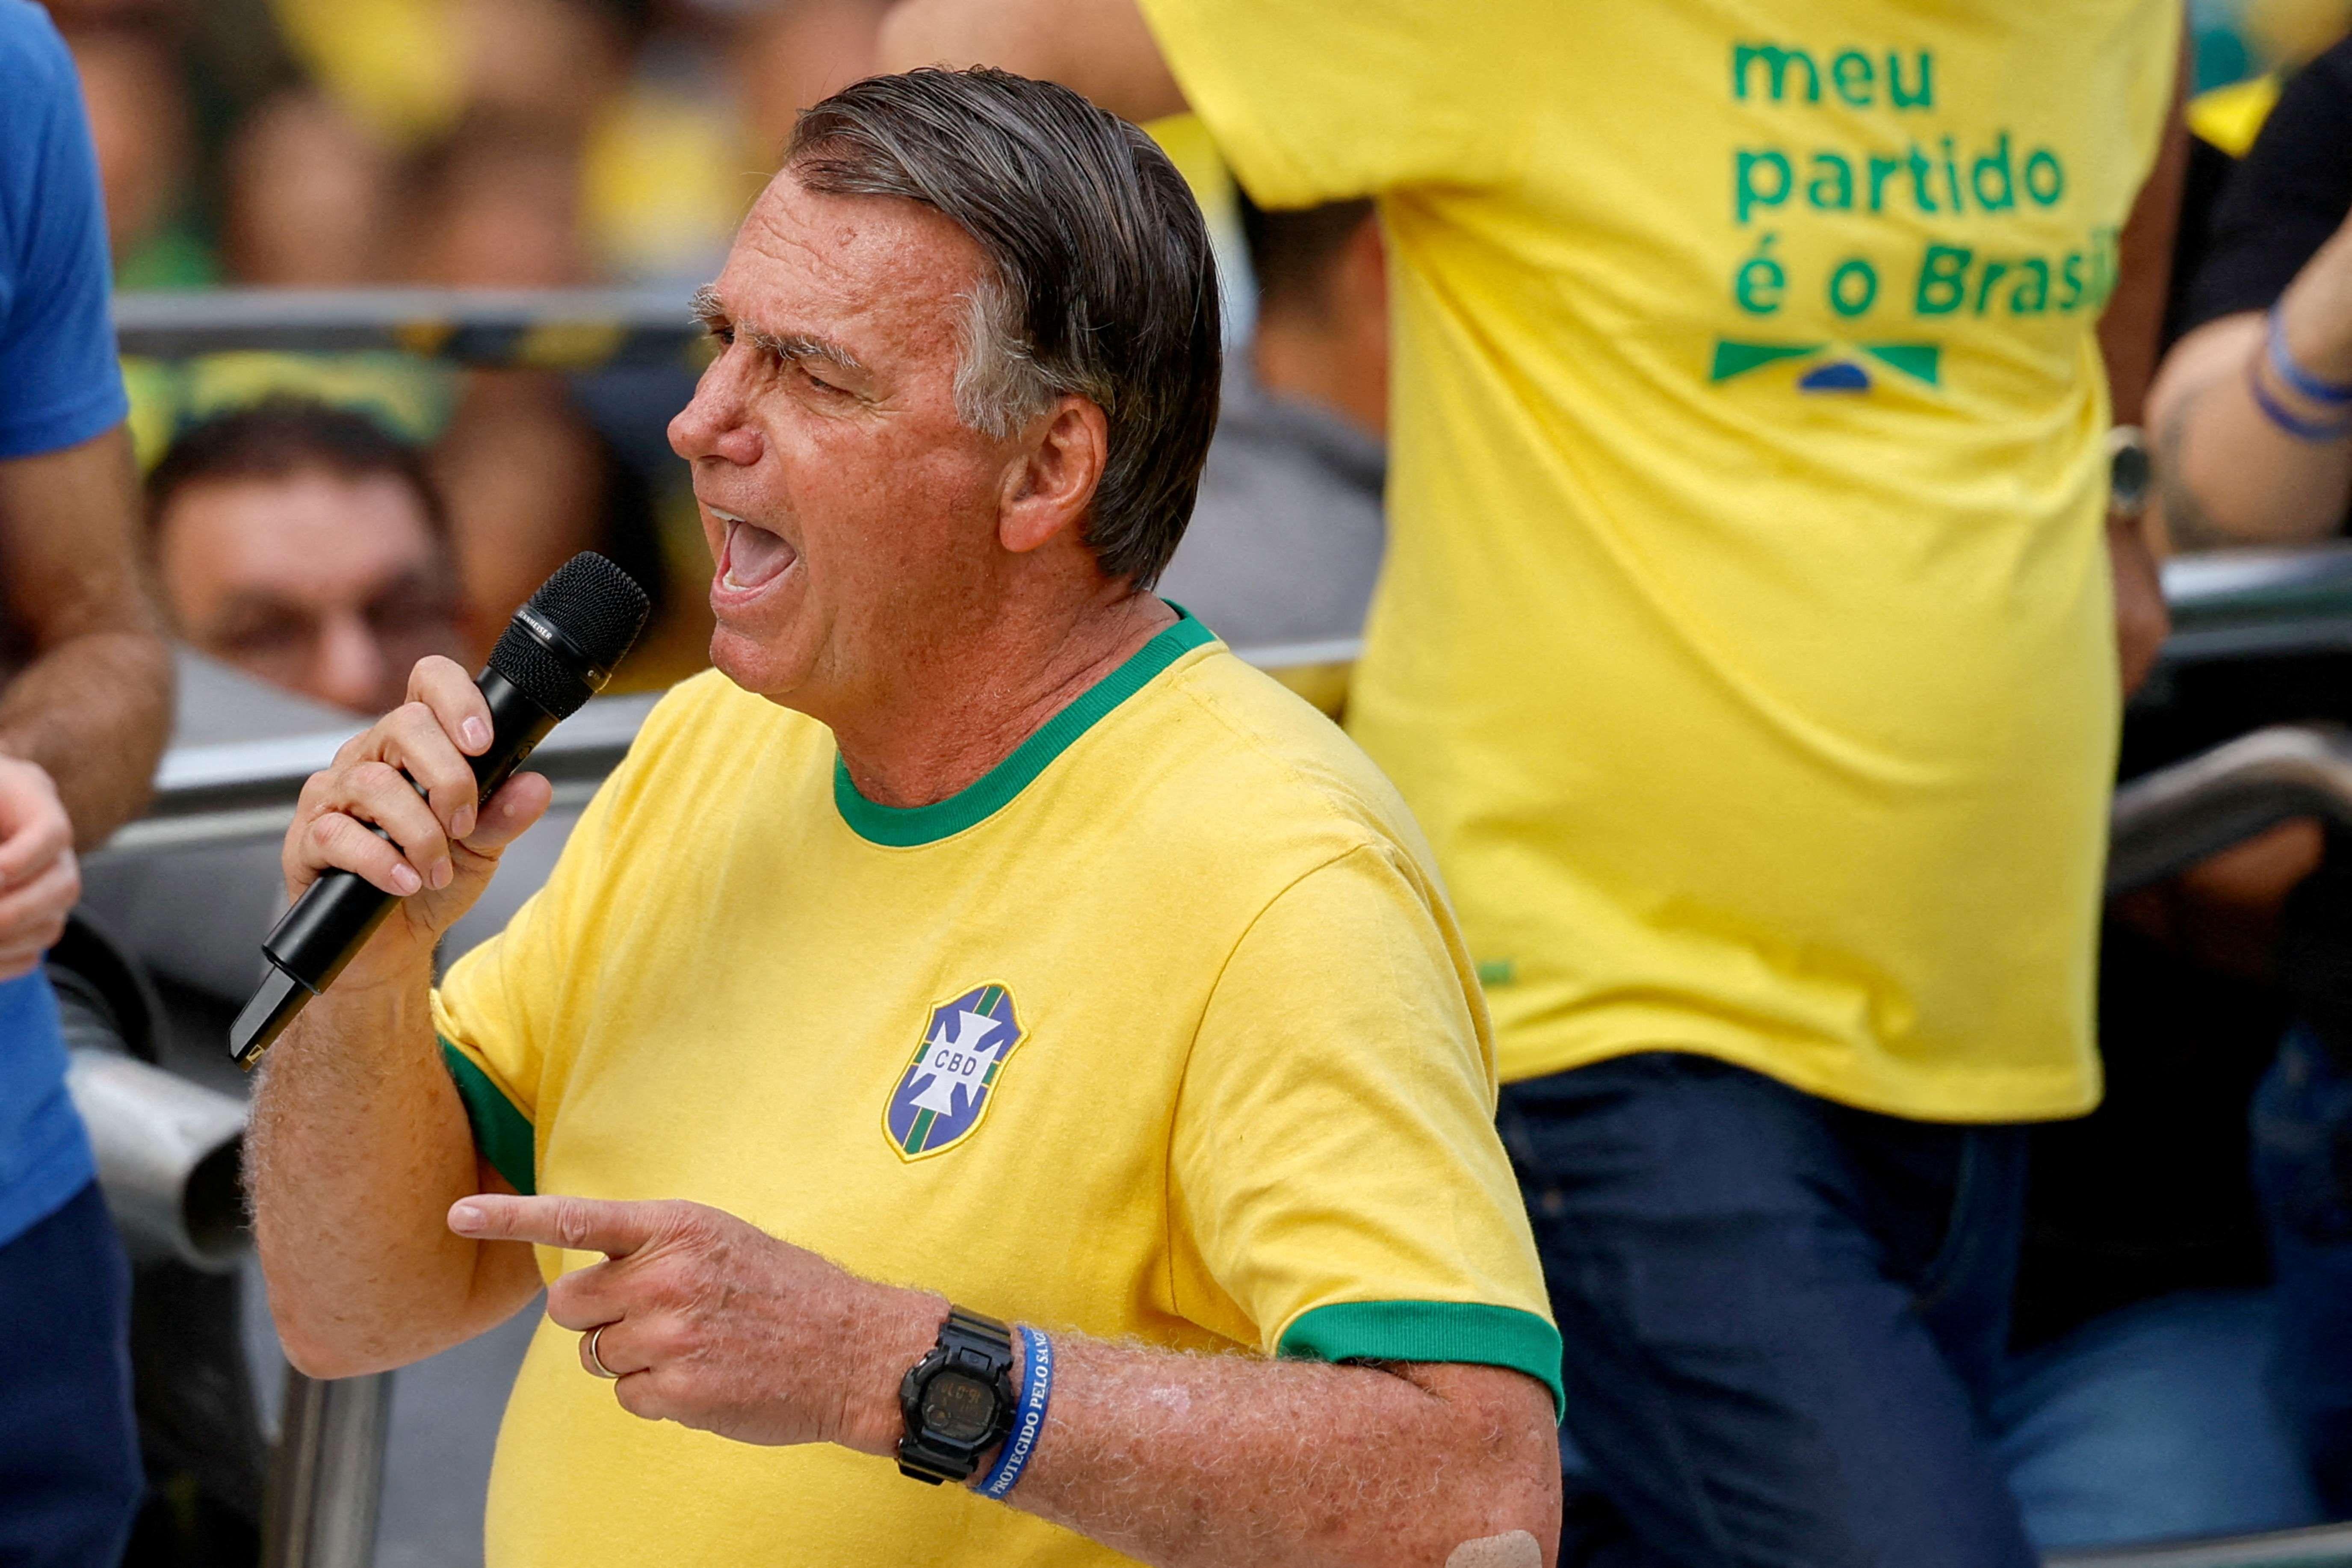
[1731,226,2120,322]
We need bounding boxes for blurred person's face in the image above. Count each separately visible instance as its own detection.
[429,371,606,639]
[410,145,591,287]
[225,93,396,286]
[668,174,1036,715]
[454,0,625,134]
[733,0,883,165]
[157,469,465,715]
[66,27,189,256]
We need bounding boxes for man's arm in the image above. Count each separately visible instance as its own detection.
[2148,217,2352,549]
[2146,38,2352,551]
[878,0,1186,122]
[246,656,551,1376]
[2098,21,2192,695]
[452,1193,1561,1568]
[0,424,171,847]
[982,1343,1554,1568]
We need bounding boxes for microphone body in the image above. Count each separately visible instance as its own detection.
[229,555,650,1068]
[260,668,559,996]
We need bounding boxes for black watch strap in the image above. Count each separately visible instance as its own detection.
[897,1307,1017,1485]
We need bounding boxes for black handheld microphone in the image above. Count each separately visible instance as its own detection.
[228,552,651,1069]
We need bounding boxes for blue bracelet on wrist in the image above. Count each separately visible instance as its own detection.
[2267,306,2352,408]
[2250,356,2352,443]
[975,1326,1053,1501]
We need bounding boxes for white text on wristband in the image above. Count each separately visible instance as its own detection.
[975,1326,1054,1500]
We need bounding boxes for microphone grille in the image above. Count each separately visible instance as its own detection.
[488,553,653,720]
[527,552,653,671]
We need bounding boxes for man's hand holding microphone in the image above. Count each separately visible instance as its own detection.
[282,656,553,992]
[233,553,649,1065]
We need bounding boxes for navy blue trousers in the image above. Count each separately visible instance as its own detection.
[2253,1022,2352,1514]
[0,1181,140,1568]
[1498,1052,2038,1568]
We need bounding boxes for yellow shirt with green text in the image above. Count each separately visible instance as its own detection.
[1143,0,2181,1118]
[431,615,1559,1568]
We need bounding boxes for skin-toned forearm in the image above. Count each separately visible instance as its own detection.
[0,426,171,846]
[0,630,171,845]
[253,657,556,1375]
[982,1339,1558,1568]
[2094,22,2188,692]
[878,0,1187,122]
[2094,24,2188,437]
[2151,234,2352,548]
[247,957,535,1377]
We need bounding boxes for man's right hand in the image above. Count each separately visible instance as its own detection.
[0,756,78,980]
[282,655,551,988]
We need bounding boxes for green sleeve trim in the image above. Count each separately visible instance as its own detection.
[439,1037,536,1196]
[832,608,1216,847]
[1278,1300,1566,1421]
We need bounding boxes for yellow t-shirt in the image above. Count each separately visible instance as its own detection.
[1142,0,2181,1119]
[432,614,1560,1568]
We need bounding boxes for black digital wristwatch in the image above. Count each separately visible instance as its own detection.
[2108,424,2152,519]
[897,1307,1016,1485]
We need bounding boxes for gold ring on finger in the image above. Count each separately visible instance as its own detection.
[586,1323,620,1380]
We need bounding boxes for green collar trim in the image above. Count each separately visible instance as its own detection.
[833,609,1215,847]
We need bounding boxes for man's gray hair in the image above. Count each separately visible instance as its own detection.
[952,269,1062,441]
[787,68,1221,589]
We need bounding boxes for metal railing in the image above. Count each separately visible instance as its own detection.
[265,1372,392,1568]
[2048,1523,2352,1568]
[110,688,660,857]
[2159,541,2352,668]
[116,287,704,371]
[2109,723,2352,895]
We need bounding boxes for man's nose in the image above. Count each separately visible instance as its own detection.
[668,358,764,467]
[312,610,390,715]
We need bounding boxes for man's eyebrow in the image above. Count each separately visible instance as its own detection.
[688,284,867,376]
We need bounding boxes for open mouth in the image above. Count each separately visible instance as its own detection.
[715,510,799,592]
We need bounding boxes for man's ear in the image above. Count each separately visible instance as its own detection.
[998,396,1108,555]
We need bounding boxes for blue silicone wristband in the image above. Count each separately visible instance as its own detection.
[975,1326,1052,1501]
[2268,307,2352,407]
[2251,357,2352,442]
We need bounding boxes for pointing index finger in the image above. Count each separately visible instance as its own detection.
[449,1194,666,1258]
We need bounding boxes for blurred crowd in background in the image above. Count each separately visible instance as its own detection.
[32,0,2352,731]
[54,0,918,717]
[50,0,2343,727]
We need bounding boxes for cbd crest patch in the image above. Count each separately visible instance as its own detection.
[883,983,1024,1161]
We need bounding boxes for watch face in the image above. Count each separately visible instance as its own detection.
[921,1371,998,1443]
[2110,439,2152,512]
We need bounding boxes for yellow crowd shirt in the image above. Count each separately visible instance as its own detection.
[1143,0,2181,1119]
[431,614,1560,1568]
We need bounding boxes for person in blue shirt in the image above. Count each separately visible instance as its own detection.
[0,3,177,1562]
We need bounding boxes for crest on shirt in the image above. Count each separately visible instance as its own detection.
[883,983,1025,1161]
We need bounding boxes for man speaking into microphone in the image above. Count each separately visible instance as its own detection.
[245,68,1560,1568]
